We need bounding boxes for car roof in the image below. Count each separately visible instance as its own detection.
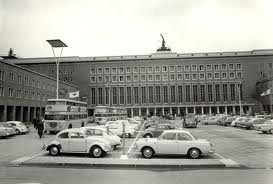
[57,128,85,134]
[81,126,105,131]
[162,129,190,134]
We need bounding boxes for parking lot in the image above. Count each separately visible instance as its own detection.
[1,118,273,168]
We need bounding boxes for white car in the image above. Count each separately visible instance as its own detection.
[254,120,273,134]
[6,121,29,134]
[80,126,122,149]
[103,120,135,137]
[43,128,112,158]
[0,126,11,138]
[134,129,215,159]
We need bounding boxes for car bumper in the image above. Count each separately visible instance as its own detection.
[208,148,215,154]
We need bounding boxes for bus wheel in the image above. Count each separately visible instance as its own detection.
[68,124,72,129]
[81,122,84,127]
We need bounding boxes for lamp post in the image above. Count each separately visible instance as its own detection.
[46,39,68,99]
[237,80,243,115]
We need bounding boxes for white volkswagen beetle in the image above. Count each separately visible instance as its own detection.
[80,126,122,149]
[43,128,112,158]
[134,130,215,159]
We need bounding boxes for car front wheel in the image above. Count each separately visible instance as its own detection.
[49,145,59,156]
[15,129,20,134]
[142,147,154,159]
[188,148,201,159]
[144,134,152,138]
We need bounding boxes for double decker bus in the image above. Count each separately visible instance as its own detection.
[94,106,127,125]
[44,99,88,133]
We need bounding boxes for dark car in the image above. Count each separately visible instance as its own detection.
[221,117,237,126]
[142,123,178,138]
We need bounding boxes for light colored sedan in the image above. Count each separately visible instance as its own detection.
[80,126,121,149]
[6,121,29,134]
[0,126,10,138]
[134,130,215,159]
[254,120,273,134]
[43,128,112,158]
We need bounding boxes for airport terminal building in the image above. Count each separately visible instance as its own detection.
[5,46,273,117]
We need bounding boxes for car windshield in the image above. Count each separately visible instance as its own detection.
[0,123,10,127]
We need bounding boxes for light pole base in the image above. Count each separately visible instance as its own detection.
[120,154,128,160]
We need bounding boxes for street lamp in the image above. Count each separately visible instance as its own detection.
[46,39,68,99]
[237,80,243,115]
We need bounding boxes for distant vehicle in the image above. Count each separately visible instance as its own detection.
[44,99,88,133]
[103,120,135,137]
[94,106,127,125]
[142,123,178,138]
[6,121,29,134]
[239,118,266,129]
[43,128,112,158]
[0,122,16,136]
[80,126,121,149]
[231,117,248,127]
[219,117,237,126]
[0,126,11,138]
[254,120,273,134]
[202,117,218,125]
[183,114,198,128]
[134,129,215,159]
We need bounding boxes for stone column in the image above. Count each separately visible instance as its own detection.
[26,106,30,122]
[232,106,236,114]
[131,108,133,117]
[3,105,7,122]
[170,107,172,115]
[209,106,212,114]
[185,107,188,114]
[154,108,156,116]
[139,108,141,116]
[12,106,16,121]
[217,106,220,114]
[225,106,228,114]
[201,106,204,114]
[178,107,181,115]
[162,107,164,115]
[249,106,252,115]
[33,107,36,119]
[146,108,149,116]
[193,107,196,114]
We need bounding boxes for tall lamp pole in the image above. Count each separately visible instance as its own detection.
[46,39,68,99]
[238,80,243,115]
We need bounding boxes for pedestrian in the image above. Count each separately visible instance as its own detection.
[32,117,38,129]
[182,117,186,128]
[37,117,44,139]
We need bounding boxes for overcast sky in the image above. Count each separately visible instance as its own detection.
[1,0,273,58]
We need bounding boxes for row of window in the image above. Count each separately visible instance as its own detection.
[90,84,242,105]
[0,86,52,101]
[0,70,57,92]
[90,63,242,75]
[90,72,242,83]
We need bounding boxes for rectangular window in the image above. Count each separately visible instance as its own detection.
[0,70,5,81]
[98,76,103,83]
[141,87,146,104]
[90,76,96,83]
[208,85,213,102]
[105,76,110,82]
[105,87,110,105]
[112,87,117,105]
[119,76,124,82]
[199,73,205,80]
[230,84,235,101]
[18,75,22,84]
[229,72,235,79]
[112,67,117,74]
[162,66,168,72]
[127,87,131,104]
[148,75,153,81]
[169,66,175,72]
[119,87,124,105]
[170,74,175,81]
[90,88,96,105]
[221,64,227,70]
[0,86,4,97]
[162,74,168,81]
[171,86,175,103]
[185,73,190,80]
[16,90,22,98]
[9,73,14,82]
[229,64,234,70]
[206,64,212,71]
[31,92,35,100]
[148,86,153,103]
[185,85,190,102]
[105,68,110,74]
[119,67,124,74]
[148,66,153,73]
[193,85,198,102]
[215,84,220,102]
[207,73,212,79]
[236,63,242,70]
[214,64,219,71]
[133,66,138,73]
[236,72,242,79]
[155,66,160,72]
[155,75,160,81]
[140,75,146,81]
[199,65,204,71]
[134,87,139,104]
[200,85,205,102]
[140,67,146,73]
[184,65,190,71]
[192,65,197,71]
[126,76,131,82]
[112,76,117,82]
[192,73,197,80]
[90,68,96,74]
[156,86,161,103]
[133,75,138,81]
[177,74,183,80]
[8,88,13,98]
[214,72,220,79]
[126,67,131,73]
[223,84,228,101]
[97,68,103,74]
[222,72,227,79]
[24,90,28,99]
[163,86,168,103]
[177,65,183,72]
[178,86,183,102]
[98,88,103,105]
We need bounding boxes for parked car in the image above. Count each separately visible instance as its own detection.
[183,114,198,128]
[202,117,219,125]
[239,118,266,129]
[103,120,135,137]
[220,117,237,126]
[0,126,11,138]
[6,121,29,134]
[134,129,215,159]
[0,122,16,136]
[142,123,178,138]
[144,119,174,129]
[217,115,231,125]
[80,126,121,149]
[254,120,273,133]
[231,117,248,127]
[43,128,112,157]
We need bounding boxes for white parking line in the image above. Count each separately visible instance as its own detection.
[127,120,146,154]
[214,152,225,159]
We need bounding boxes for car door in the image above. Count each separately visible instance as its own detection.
[157,132,178,154]
[69,131,86,152]
[57,132,70,152]
[177,133,193,154]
